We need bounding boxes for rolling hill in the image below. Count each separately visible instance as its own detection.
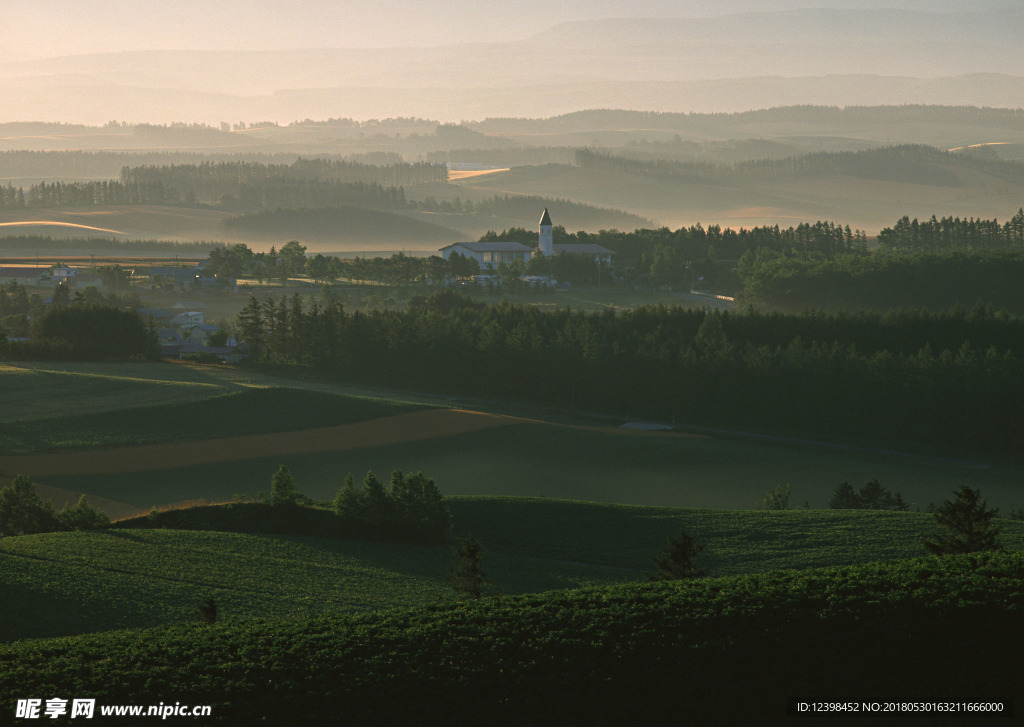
[4,498,1024,643]
[3,549,1021,724]
[3,362,1023,520]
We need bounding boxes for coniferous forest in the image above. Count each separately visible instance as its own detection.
[236,292,1024,459]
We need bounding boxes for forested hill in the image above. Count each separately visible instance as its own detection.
[469,106,1024,144]
[575,145,1024,187]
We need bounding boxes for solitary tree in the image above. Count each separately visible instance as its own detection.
[649,529,705,580]
[270,465,298,506]
[449,534,489,599]
[924,485,1002,555]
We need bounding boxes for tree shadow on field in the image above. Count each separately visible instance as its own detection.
[95,528,161,545]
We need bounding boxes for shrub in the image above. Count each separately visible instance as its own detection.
[761,484,792,511]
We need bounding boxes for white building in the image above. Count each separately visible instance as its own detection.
[439,241,534,270]
[439,208,614,269]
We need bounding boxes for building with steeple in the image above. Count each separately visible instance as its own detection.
[439,207,614,271]
[536,208,613,265]
[538,208,554,256]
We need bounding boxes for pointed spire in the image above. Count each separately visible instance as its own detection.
[539,208,552,227]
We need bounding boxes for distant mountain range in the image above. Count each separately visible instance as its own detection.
[3,8,1020,124]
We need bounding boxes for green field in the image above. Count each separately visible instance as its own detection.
[5,362,1023,514]
[0,362,244,422]
[39,418,1024,513]
[3,498,1024,643]
[3,549,1022,725]
[0,384,428,453]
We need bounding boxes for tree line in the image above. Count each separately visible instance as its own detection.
[1,301,158,361]
[738,250,1024,313]
[236,292,1024,458]
[0,158,447,211]
[877,211,1024,253]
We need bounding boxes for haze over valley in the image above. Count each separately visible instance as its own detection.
[3,3,1024,723]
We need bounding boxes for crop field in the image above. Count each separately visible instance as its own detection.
[3,362,1023,515]
[0,362,242,422]
[5,499,1022,643]
[0,386,434,455]
[4,550,1022,724]
[0,205,232,241]
[27,412,1024,515]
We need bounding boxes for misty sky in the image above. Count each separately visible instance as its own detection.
[3,0,1016,60]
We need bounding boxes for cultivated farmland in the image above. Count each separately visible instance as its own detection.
[3,362,1022,515]
[6,500,1024,643]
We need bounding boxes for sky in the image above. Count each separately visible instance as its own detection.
[3,0,1015,61]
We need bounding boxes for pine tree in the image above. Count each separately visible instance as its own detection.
[924,485,1002,554]
[57,494,110,531]
[270,465,298,506]
[449,534,488,599]
[333,473,359,517]
[649,529,705,580]
[829,482,862,509]
[359,471,392,525]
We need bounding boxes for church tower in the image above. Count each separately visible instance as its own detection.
[538,207,553,256]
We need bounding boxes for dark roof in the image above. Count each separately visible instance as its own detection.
[539,208,552,226]
[552,244,613,255]
[441,242,534,253]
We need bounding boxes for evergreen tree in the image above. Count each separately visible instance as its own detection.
[449,534,488,599]
[359,471,392,525]
[333,473,359,517]
[829,482,862,509]
[270,465,298,506]
[924,485,1002,554]
[649,529,705,580]
[56,494,110,531]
